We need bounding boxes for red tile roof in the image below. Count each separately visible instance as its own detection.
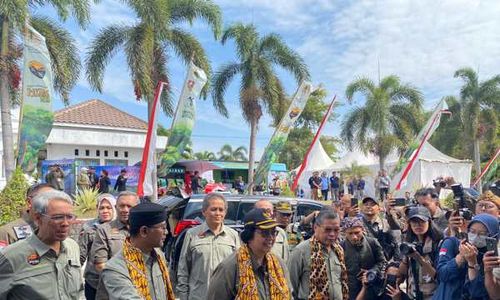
[54,99,147,130]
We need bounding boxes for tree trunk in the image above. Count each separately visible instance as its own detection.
[0,19,15,181]
[147,97,158,202]
[247,118,258,195]
[473,138,482,193]
[379,155,385,172]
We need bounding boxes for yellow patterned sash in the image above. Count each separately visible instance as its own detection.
[123,238,175,300]
[235,244,290,300]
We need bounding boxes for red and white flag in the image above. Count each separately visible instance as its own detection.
[137,81,168,197]
[292,95,337,191]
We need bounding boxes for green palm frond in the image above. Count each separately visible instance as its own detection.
[30,15,81,105]
[379,75,400,91]
[151,45,174,116]
[454,67,479,100]
[169,0,222,39]
[122,0,168,33]
[85,25,131,92]
[341,107,369,151]
[32,0,92,28]
[211,62,241,117]
[0,1,28,26]
[389,84,423,108]
[345,77,376,102]
[125,23,155,99]
[221,23,258,60]
[167,27,211,98]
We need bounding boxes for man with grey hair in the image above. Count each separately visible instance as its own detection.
[91,191,139,273]
[177,193,240,300]
[0,190,83,299]
[254,199,290,262]
[288,208,348,300]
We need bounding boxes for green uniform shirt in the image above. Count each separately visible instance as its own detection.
[91,219,129,264]
[288,240,343,300]
[79,218,105,289]
[96,248,168,300]
[177,222,240,300]
[0,213,34,250]
[0,234,82,299]
[206,250,292,300]
[271,226,289,262]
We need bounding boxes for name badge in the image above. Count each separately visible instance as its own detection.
[27,253,40,265]
[13,225,33,240]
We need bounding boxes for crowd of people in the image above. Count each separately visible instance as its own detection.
[0,179,499,300]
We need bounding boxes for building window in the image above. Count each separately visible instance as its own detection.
[96,150,100,157]
[74,149,79,156]
[124,151,128,158]
[105,159,128,166]
[114,151,119,157]
[76,158,100,166]
[104,150,108,157]
[85,149,90,156]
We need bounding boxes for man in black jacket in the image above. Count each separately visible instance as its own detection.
[341,217,387,300]
[114,169,128,192]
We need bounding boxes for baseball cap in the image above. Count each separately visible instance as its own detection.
[407,206,431,222]
[243,208,278,230]
[362,196,379,205]
[275,201,293,214]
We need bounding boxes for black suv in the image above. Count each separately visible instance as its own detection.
[158,194,325,285]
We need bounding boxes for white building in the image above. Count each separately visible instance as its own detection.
[45,99,167,166]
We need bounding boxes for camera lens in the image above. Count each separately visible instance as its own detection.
[399,242,415,255]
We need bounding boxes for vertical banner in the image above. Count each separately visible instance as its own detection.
[17,25,54,172]
[158,62,207,176]
[253,82,313,187]
[292,95,337,191]
[393,99,450,190]
[137,81,167,197]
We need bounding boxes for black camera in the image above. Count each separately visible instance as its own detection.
[433,178,446,188]
[365,268,384,296]
[451,183,473,221]
[400,242,421,256]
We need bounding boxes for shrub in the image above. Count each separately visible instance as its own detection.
[0,168,29,226]
[73,188,98,218]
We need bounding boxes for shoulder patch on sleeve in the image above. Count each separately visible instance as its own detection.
[439,248,448,256]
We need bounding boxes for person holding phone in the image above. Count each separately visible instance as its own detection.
[433,213,499,300]
[356,261,410,300]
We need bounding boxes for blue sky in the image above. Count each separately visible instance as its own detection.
[37,0,500,166]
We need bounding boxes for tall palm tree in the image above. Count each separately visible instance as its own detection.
[217,144,248,161]
[1,1,88,179]
[341,75,423,171]
[85,0,221,120]
[194,150,216,161]
[454,67,500,190]
[212,23,310,189]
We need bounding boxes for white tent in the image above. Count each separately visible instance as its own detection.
[294,141,472,197]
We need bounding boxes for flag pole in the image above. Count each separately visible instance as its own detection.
[472,147,499,187]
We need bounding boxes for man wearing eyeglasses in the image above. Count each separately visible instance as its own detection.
[207,208,292,300]
[0,190,83,299]
[0,183,54,250]
[288,208,349,300]
[96,202,175,300]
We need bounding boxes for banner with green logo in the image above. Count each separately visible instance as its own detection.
[17,25,54,172]
[158,62,207,176]
[253,81,313,187]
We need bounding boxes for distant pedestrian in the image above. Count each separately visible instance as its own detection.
[321,172,329,201]
[98,170,111,194]
[88,167,99,190]
[191,171,202,194]
[377,169,391,200]
[330,171,340,202]
[356,176,366,199]
[113,169,128,192]
[77,167,91,191]
[309,171,322,201]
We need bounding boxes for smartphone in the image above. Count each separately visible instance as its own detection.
[485,236,498,256]
[351,197,359,207]
[393,198,407,207]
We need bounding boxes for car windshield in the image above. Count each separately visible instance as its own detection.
[183,201,239,225]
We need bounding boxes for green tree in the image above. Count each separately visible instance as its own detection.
[341,75,423,171]
[1,1,87,179]
[452,67,500,189]
[341,162,371,182]
[0,168,28,225]
[217,144,248,161]
[194,150,216,161]
[212,23,309,188]
[157,124,170,137]
[85,0,222,119]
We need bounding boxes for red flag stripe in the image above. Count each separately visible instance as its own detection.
[472,147,500,186]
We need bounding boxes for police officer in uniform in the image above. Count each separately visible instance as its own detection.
[0,183,54,250]
[97,202,175,300]
[90,191,139,273]
[0,190,82,299]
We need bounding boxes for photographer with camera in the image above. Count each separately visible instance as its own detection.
[357,261,410,300]
[399,207,443,300]
[415,188,449,232]
[361,196,402,261]
[341,217,387,300]
[433,213,499,300]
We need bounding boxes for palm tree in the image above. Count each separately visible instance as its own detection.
[212,23,310,189]
[217,144,248,161]
[341,75,423,171]
[194,151,216,161]
[341,162,372,182]
[453,67,500,190]
[85,0,221,120]
[1,1,88,179]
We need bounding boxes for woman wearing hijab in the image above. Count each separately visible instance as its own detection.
[78,194,116,299]
[433,213,499,300]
